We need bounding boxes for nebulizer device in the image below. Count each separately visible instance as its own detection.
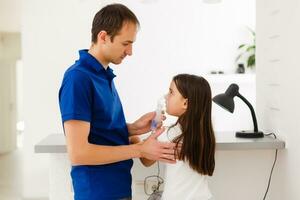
[150,96,166,132]
[144,96,166,200]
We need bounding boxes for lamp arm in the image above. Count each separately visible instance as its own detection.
[237,93,258,132]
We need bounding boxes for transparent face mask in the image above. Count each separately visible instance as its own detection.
[150,96,166,131]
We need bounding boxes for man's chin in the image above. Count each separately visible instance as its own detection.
[112,59,123,65]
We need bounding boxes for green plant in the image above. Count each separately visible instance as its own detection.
[236,28,255,68]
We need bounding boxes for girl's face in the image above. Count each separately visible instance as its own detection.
[165,81,187,117]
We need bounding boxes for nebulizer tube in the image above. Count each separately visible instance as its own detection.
[150,96,166,132]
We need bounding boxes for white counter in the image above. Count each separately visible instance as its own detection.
[34,132,285,200]
[35,132,285,153]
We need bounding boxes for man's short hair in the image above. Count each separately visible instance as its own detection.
[91,3,140,43]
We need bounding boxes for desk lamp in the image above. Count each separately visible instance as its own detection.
[213,83,264,138]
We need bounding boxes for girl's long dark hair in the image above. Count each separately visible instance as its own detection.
[171,74,216,176]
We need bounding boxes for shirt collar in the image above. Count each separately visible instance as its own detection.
[78,49,116,80]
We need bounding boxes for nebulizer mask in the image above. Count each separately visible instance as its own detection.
[150,96,166,132]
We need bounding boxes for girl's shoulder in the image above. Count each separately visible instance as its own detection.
[158,124,182,142]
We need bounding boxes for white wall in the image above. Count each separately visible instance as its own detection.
[0,33,20,153]
[0,0,21,32]
[21,0,256,198]
[114,0,255,122]
[257,0,300,199]
[0,0,22,151]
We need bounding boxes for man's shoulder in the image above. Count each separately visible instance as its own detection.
[63,63,91,81]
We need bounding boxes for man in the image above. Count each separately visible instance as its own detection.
[59,3,176,200]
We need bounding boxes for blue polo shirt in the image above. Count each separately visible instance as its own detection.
[59,50,133,200]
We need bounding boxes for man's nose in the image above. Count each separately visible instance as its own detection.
[126,45,132,56]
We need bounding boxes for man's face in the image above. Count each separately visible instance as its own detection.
[104,22,137,65]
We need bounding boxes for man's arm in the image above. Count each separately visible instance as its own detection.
[64,120,175,166]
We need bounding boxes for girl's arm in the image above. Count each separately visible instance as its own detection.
[129,136,156,167]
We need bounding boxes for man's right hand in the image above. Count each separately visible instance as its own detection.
[139,127,176,164]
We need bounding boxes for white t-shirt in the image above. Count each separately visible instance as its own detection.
[159,125,212,200]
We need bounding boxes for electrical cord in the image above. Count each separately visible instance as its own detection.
[144,161,164,196]
[263,133,278,200]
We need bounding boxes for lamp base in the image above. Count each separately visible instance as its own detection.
[235,130,264,138]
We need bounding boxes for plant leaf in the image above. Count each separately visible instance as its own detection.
[238,44,247,49]
[247,26,255,36]
[235,53,243,62]
[246,46,255,52]
[247,54,255,68]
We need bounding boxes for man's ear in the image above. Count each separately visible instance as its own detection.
[97,31,108,44]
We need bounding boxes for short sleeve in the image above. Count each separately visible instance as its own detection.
[59,70,92,123]
[158,125,182,142]
[158,129,171,142]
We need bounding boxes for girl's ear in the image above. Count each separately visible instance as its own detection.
[183,99,188,110]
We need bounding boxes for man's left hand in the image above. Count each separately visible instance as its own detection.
[127,111,166,136]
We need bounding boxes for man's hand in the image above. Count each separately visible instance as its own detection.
[129,135,141,144]
[127,111,166,136]
[138,127,176,164]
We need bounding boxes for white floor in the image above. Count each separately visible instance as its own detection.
[0,149,23,200]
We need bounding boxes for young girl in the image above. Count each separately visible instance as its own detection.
[136,73,216,200]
